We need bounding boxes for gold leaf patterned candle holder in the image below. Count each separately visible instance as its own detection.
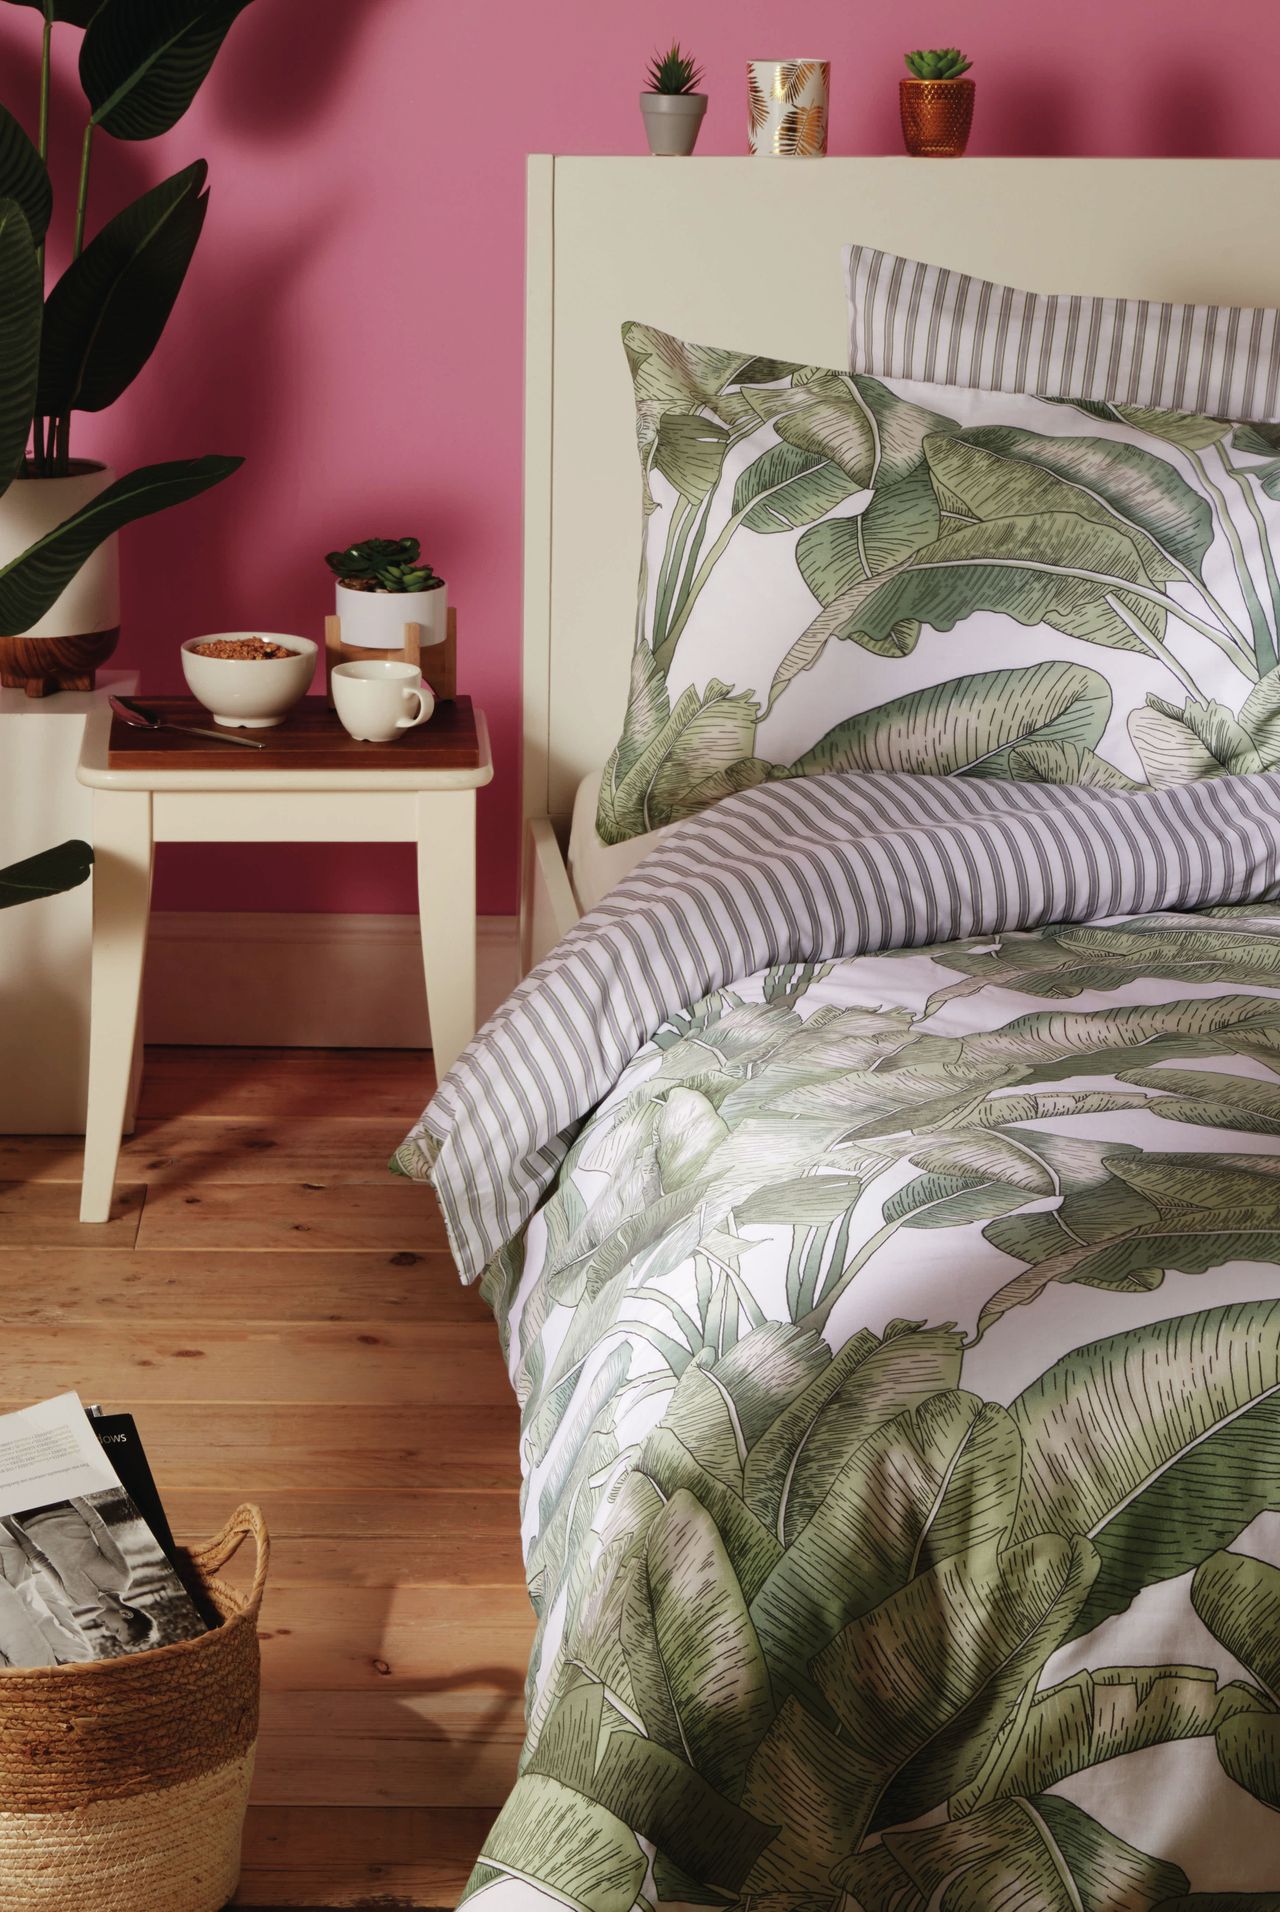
[747,59,830,156]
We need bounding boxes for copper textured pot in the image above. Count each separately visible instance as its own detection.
[900,76,975,157]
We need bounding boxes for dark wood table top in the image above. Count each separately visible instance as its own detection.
[107,694,483,774]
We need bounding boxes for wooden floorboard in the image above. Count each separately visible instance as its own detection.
[0,1247,478,1320]
[0,1047,532,1909]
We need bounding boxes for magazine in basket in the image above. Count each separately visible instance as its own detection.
[0,1392,207,1668]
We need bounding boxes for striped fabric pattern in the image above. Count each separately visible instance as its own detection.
[402,769,1280,1283]
[844,243,1280,418]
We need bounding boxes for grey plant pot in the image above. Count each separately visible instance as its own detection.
[639,91,707,156]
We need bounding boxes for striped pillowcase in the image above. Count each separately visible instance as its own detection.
[844,243,1280,420]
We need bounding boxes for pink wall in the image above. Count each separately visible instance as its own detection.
[7,0,1279,916]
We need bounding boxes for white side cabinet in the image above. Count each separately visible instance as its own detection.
[0,674,136,1133]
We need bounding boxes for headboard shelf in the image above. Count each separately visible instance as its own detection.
[523,154,1280,831]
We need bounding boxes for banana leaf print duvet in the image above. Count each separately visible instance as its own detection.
[398,769,1280,1910]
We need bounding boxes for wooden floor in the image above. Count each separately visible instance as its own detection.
[0,1047,532,1909]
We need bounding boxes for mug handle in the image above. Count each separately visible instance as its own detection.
[396,683,435,731]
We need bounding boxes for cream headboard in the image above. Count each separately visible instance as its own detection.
[523,154,1280,832]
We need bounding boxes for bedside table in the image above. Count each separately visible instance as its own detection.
[76,694,492,1223]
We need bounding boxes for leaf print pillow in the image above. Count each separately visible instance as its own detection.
[597,322,1280,845]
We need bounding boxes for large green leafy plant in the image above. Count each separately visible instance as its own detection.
[0,0,252,635]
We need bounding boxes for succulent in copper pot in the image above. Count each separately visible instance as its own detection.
[901,48,975,158]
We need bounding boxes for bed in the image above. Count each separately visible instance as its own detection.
[402,158,1280,1907]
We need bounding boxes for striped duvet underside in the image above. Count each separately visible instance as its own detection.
[844,242,1280,419]
[404,769,1280,1283]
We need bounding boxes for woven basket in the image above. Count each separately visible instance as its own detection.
[0,1503,268,1912]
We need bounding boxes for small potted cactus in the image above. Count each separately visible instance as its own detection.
[900,48,975,158]
[325,537,447,651]
[640,42,707,156]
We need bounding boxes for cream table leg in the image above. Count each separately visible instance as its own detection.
[80,790,153,1223]
[416,789,477,1080]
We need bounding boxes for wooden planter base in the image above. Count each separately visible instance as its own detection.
[324,608,456,706]
[0,627,120,698]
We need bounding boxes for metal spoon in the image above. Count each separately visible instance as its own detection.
[110,695,268,751]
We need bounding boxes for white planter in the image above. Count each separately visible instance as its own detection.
[0,465,120,637]
[0,465,121,696]
[335,578,448,650]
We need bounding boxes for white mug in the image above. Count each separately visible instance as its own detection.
[331,659,435,742]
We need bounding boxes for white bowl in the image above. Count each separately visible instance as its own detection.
[181,633,317,728]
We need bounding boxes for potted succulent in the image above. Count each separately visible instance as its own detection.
[0,0,251,697]
[640,42,706,157]
[900,47,976,158]
[325,537,447,651]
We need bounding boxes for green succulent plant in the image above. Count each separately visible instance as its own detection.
[646,41,703,96]
[0,0,253,639]
[325,536,442,595]
[905,47,973,80]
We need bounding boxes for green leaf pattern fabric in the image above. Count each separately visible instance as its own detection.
[470,903,1280,1904]
[600,323,1280,843]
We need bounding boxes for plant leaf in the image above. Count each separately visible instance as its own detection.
[743,1323,966,1546]
[1009,1300,1280,1641]
[951,1663,1268,1815]
[640,1488,774,1797]
[0,839,92,908]
[1192,1549,1280,1701]
[742,370,957,487]
[926,916,1280,1008]
[867,1793,1187,1910]
[0,196,41,501]
[794,1533,1098,1840]
[583,1725,776,1889]
[39,160,208,414]
[5,1,102,24]
[0,455,240,634]
[749,1391,1021,1714]
[787,661,1112,780]
[1130,695,1264,785]
[731,441,862,533]
[0,103,51,243]
[596,677,758,841]
[781,505,1164,681]
[80,0,257,141]
[1120,1064,1280,1137]
[1214,1710,1280,1810]
[1005,739,1141,788]
[981,1151,1280,1334]
[653,411,729,503]
[938,427,1213,579]
[1156,1898,1280,1910]
[639,1426,781,1604]
[623,321,765,414]
[475,1771,646,1912]
[1240,667,1280,764]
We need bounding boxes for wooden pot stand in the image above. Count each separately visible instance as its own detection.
[324,608,457,705]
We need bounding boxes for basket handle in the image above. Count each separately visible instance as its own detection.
[187,1502,270,1612]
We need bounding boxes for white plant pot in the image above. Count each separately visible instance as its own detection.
[0,465,121,696]
[335,578,448,650]
[0,465,120,637]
